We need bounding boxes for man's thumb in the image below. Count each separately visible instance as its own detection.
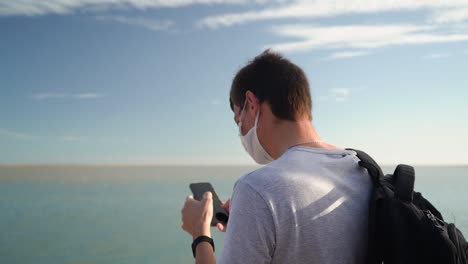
[203,192,213,207]
[203,191,212,200]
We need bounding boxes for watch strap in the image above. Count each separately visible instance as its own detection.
[191,235,215,258]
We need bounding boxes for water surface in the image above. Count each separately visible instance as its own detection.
[0,166,467,263]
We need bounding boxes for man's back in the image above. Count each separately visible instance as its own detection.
[181,51,373,264]
[219,147,372,264]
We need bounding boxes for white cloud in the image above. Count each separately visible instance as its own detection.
[331,88,350,102]
[327,51,371,60]
[96,16,176,32]
[432,7,468,23]
[318,88,352,103]
[195,0,468,55]
[332,88,350,96]
[0,0,257,16]
[198,0,468,29]
[264,24,468,53]
[32,92,103,100]
[423,53,451,59]
[0,128,34,140]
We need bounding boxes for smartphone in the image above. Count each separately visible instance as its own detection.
[189,182,229,227]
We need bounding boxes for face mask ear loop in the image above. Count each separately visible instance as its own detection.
[237,99,244,121]
[254,109,260,127]
[254,99,260,127]
[238,99,248,135]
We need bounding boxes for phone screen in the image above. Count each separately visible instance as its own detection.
[189,182,229,226]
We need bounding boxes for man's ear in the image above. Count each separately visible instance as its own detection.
[245,90,259,119]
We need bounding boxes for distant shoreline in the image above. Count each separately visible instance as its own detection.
[0,164,467,168]
[0,164,261,168]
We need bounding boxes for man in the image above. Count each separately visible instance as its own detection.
[181,50,372,264]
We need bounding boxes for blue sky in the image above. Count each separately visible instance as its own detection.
[1,0,468,165]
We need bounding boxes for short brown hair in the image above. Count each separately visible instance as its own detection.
[230,49,312,121]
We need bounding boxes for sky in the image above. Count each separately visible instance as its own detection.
[1,0,468,165]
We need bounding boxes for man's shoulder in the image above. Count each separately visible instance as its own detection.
[235,163,288,194]
[236,166,268,186]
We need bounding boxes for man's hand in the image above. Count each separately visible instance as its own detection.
[216,198,230,233]
[181,192,213,239]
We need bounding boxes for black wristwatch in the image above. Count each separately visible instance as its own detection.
[192,235,215,258]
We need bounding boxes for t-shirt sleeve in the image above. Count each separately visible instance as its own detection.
[217,180,276,264]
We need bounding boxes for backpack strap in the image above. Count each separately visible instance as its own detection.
[393,164,415,202]
[346,149,415,202]
[346,149,419,263]
[346,148,382,264]
[346,148,383,185]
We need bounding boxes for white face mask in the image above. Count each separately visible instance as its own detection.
[238,101,274,165]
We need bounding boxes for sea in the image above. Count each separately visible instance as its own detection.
[1,165,467,264]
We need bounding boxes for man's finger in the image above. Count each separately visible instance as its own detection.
[217,223,226,232]
[203,191,212,200]
[202,192,213,211]
[221,199,231,213]
[203,192,212,204]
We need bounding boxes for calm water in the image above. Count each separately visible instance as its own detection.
[0,166,467,264]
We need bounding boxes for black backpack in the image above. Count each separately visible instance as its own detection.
[349,149,468,264]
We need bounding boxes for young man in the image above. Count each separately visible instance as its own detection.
[181,50,372,264]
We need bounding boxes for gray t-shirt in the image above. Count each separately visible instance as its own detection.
[218,147,372,264]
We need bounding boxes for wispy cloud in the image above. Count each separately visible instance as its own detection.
[32,92,103,100]
[319,88,352,103]
[198,0,468,29]
[331,88,350,102]
[96,16,176,32]
[327,51,371,60]
[195,1,468,55]
[32,93,67,100]
[264,24,468,53]
[210,99,222,105]
[72,93,103,99]
[0,128,35,140]
[423,53,451,59]
[0,0,256,16]
[432,7,468,23]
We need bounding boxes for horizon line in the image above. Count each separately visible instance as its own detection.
[1,163,467,168]
[0,163,259,168]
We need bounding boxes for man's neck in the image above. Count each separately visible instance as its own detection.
[267,119,337,160]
